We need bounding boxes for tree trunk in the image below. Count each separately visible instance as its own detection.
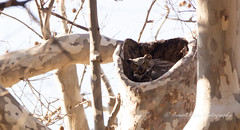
[56,65,89,130]
[184,0,240,129]
[55,1,90,129]
[88,0,105,129]
[113,38,197,129]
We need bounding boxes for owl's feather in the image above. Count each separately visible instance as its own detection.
[128,54,174,82]
[128,54,153,82]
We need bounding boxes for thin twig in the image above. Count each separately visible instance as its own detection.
[167,0,196,23]
[187,0,196,9]
[175,10,196,13]
[50,11,89,31]
[0,0,30,9]
[68,1,85,33]
[168,17,196,23]
[10,87,29,111]
[27,73,53,81]
[74,100,92,108]
[79,64,87,89]
[138,0,157,43]
[26,79,50,110]
[0,11,43,39]
[155,4,170,40]
[35,0,44,31]
[24,6,40,25]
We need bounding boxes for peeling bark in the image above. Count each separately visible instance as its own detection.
[56,65,89,130]
[88,0,105,129]
[0,83,49,129]
[113,38,197,129]
[185,0,240,129]
[55,1,89,129]
[0,34,122,87]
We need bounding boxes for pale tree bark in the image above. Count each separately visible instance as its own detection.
[0,32,196,129]
[0,1,203,130]
[184,0,240,129]
[101,68,118,128]
[0,30,120,130]
[0,1,54,129]
[59,0,69,34]
[107,93,121,128]
[56,65,89,130]
[101,68,115,114]
[0,83,49,129]
[88,0,105,129]
[0,34,122,87]
[41,0,54,40]
[55,1,89,129]
[113,38,197,129]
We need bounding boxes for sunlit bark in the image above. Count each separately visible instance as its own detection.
[0,34,122,87]
[185,0,240,129]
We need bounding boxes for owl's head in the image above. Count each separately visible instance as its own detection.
[127,54,153,75]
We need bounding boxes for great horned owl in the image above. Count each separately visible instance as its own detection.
[127,54,154,82]
[127,54,175,82]
[151,59,175,80]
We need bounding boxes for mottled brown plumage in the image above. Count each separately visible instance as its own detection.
[128,54,153,82]
[151,59,174,80]
[128,54,175,82]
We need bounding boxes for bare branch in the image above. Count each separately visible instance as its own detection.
[24,6,40,24]
[79,65,87,88]
[0,11,43,39]
[167,0,196,24]
[0,83,50,129]
[10,86,29,111]
[59,0,69,33]
[187,0,196,9]
[101,68,115,107]
[88,0,105,129]
[49,11,89,31]
[0,0,30,10]
[34,0,44,32]
[155,3,170,40]
[168,17,196,23]
[107,94,121,128]
[41,0,54,39]
[26,79,49,110]
[68,0,85,33]
[138,0,157,43]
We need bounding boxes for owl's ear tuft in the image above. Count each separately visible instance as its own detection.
[144,54,152,59]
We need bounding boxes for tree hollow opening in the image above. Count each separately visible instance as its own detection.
[122,38,189,82]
